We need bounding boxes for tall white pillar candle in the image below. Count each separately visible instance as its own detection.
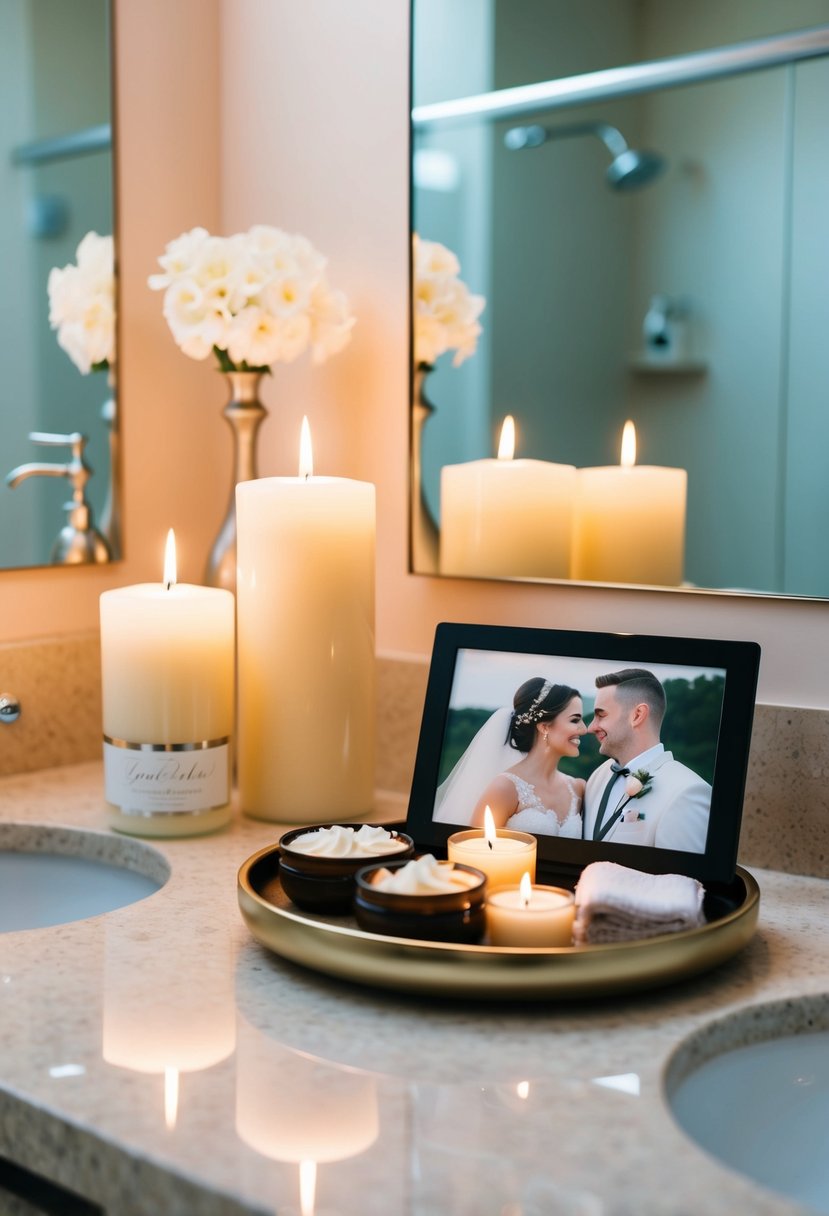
[236,420,375,822]
[440,416,576,578]
[99,531,234,837]
[571,421,686,586]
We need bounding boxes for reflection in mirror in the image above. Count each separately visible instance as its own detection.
[411,2,829,598]
[0,0,117,570]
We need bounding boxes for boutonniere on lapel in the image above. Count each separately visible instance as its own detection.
[620,769,653,822]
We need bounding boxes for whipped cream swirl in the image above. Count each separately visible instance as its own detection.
[371,854,478,895]
[288,824,408,859]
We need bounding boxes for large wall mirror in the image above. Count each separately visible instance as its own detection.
[0,0,118,570]
[411,1,829,599]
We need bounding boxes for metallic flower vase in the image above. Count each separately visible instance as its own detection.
[411,363,440,574]
[99,382,121,559]
[205,371,268,593]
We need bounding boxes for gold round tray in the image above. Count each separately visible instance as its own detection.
[237,846,760,1000]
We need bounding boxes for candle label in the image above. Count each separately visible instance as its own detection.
[103,737,230,815]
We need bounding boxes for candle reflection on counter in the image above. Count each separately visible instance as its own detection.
[300,1160,316,1216]
[235,1014,379,1163]
[102,916,235,1129]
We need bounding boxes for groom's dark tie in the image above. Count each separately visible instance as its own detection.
[592,762,630,841]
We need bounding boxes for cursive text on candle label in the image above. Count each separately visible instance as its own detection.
[103,740,230,815]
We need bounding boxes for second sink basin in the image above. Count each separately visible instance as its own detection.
[665,995,829,1213]
[0,823,169,932]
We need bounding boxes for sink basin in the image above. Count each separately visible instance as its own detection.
[665,995,829,1212]
[0,823,169,932]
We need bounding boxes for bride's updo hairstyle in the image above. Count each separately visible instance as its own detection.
[507,677,579,753]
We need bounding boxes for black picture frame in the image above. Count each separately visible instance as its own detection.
[406,623,760,886]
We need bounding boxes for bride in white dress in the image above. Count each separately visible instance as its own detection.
[433,678,586,837]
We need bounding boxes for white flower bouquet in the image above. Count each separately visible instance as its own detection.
[149,225,354,372]
[47,232,115,374]
[413,234,485,369]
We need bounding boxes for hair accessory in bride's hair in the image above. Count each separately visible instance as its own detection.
[513,679,554,726]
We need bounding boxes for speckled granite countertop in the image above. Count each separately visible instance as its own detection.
[0,761,827,1216]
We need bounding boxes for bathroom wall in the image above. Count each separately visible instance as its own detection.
[489,3,643,476]
[0,0,826,716]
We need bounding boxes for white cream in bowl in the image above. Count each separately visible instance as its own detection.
[287,824,409,859]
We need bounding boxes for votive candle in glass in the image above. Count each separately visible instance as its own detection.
[487,873,575,946]
[447,828,537,890]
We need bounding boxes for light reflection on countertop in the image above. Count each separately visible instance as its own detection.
[0,760,827,1215]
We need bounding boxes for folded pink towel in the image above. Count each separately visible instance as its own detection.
[573,861,705,944]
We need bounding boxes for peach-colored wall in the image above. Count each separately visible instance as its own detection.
[2,0,827,712]
[0,0,227,638]
[219,0,828,709]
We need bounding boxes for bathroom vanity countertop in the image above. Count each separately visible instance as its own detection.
[0,760,826,1216]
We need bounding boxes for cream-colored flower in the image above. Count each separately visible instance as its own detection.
[48,232,115,374]
[413,234,484,368]
[625,776,644,798]
[149,227,209,287]
[149,225,353,370]
[309,284,355,363]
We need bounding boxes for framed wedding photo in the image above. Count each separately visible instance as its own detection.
[406,623,761,885]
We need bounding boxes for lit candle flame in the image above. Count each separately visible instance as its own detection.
[520,871,533,907]
[300,1160,316,1216]
[620,420,637,469]
[483,806,497,850]
[299,416,313,479]
[516,1080,530,1101]
[497,415,515,461]
[163,529,177,590]
[164,1065,179,1130]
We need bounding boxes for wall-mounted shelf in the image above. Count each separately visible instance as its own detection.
[628,356,708,376]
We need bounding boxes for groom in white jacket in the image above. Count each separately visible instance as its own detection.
[582,668,711,854]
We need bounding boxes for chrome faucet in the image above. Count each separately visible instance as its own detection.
[6,431,111,565]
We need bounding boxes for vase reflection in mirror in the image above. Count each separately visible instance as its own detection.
[410,233,486,577]
[411,363,440,574]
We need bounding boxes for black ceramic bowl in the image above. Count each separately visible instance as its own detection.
[353,859,487,943]
[278,824,415,914]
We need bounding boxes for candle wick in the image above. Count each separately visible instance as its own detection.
[165,580,172,592]
[487,838,493,850]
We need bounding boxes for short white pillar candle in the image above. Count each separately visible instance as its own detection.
[99,530,234,837]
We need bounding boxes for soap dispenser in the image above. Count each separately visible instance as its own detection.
[6,431,112,564]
